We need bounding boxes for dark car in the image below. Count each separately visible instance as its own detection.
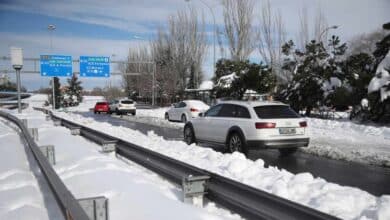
[94,102,110,114]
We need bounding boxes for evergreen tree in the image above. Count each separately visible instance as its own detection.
[48,77,62,109]
[366,22,390,122]
[213,59,276,99]
[66,75,83,105]
[280,36,347,115]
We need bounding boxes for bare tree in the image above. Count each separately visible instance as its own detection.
[221,0,256,61]
[257,0,287,83]
[297,5,329,50]
[122,46,154,100]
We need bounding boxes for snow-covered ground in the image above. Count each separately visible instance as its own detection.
[12,94,390,219]
[0,107,241,220]
[51,110,390,220]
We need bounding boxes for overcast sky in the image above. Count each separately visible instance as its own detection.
[0,0,389,90]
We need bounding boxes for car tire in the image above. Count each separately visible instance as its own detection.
[165,113,169,121]
[184,125,196,145]
[116,108,120,115]
[132,112,136,116]
[94,111,97,114]
[227,132,246,154]
[278,147,298,157]
[181,114,187,123]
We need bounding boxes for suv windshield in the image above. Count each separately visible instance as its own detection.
[254,105,299,119]
[121,100,134,104]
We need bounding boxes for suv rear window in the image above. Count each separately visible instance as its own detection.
[121,100,134,104]
[254,105,299,119]
[96,102,108,105]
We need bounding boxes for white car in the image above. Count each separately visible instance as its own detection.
[165,100,209,123]
[109,99,136,115]
[183,101,309,156]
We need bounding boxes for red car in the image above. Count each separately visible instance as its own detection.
[94,102,110,114]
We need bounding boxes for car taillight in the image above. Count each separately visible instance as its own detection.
[190,108,198,112]
[255,122,276,129]
[299,121,307,127]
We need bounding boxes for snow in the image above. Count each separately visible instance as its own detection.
[217,73,238,88]
[368,50,390,101]
[4,94,390,220]
[199,80,214,90]
[52,109,390,220]
[0,107,241,220]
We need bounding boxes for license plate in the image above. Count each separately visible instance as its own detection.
[279,128,296,135]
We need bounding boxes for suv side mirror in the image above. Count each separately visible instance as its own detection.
[198,112,204,117]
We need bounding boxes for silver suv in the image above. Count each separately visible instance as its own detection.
[109,99,136,115]
[184,101,309,156]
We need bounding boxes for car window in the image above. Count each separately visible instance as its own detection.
[218,104,236,117]
[205,105,222,117]
[177,102,186,108]
[121,100,133,104]
[235,105,251,118]
[254,105,299,119]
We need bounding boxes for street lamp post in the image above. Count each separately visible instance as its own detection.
[319,25,338,42]
[185,0,216,85]
[10,47,23,113]
[48,24,56,110]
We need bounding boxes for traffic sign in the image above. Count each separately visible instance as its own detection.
[40,55,72,77]
[79,56,110,77]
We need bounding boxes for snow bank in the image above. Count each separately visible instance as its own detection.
[0,118,62,220]
[305,118,390,167]
[199,80,214,90]
[54,111,390,220]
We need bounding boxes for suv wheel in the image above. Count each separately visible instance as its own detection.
[279,147,298,157]
[228,133,246,154]
[184,126,195,145]
[181,114,187,123]
[165,113,169,121]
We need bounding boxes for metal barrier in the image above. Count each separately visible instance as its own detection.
[0,110,89,220]
[35,107,340,220]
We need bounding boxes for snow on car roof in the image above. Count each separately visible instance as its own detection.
[219,100,287,107]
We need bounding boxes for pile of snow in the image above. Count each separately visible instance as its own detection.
[368,51,390,101]
[54,110,390,220]
[0,117,62,220]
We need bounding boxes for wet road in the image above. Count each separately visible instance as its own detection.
[76,112,390,196]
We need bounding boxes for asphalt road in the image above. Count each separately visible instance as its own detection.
[76,111,390,196]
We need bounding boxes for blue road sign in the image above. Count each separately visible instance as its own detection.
[79,56,110,77]
[40,55,73,77]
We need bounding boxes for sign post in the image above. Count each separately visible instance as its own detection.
[79,56,110,78]
[10,47,23,113]
[40,55,72,109]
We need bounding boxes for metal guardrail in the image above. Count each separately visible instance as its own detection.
[35,107,340,220]
[0,110,89,220]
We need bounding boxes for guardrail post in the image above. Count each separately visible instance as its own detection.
[28,128,39,141]
[70,127,81,135]
[53,119,61,126]
[21,118,28,128]
[182,175,210,208]
[78,196,108,220]
[39,145,56,165]
[102,141,116,153]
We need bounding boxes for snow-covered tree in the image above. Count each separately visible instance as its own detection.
[213,59,275,99]
[365,22,390,122]
[280,36,347,115]
[66,75,83,105]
